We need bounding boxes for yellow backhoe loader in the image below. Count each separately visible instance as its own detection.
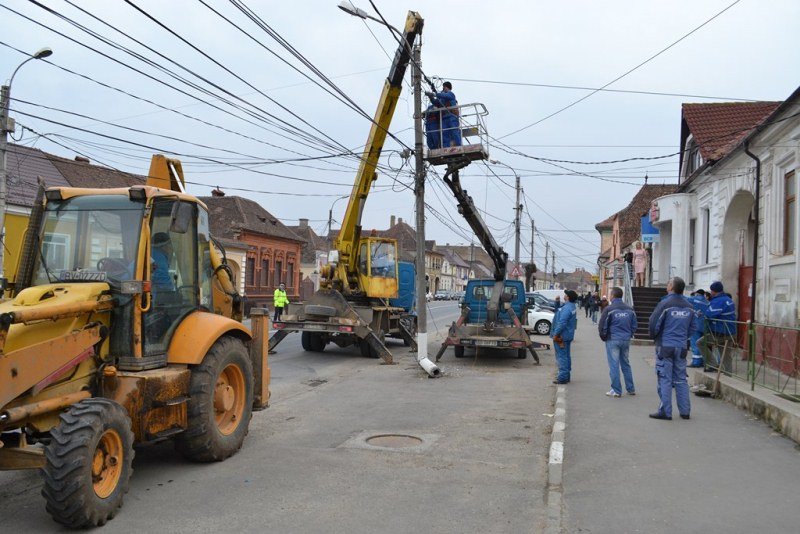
[0,155,269,528]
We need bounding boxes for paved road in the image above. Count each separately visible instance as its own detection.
[561,313,800,534]
[4,301,564,533]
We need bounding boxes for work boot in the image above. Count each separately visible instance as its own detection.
[680,414,691,420]
[649,412,672,421]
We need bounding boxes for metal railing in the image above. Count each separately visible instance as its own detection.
[622,261,634,307]
[424,102,489,150]
[700,319,800,401]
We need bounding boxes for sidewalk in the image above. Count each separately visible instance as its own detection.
[560,315,800,534]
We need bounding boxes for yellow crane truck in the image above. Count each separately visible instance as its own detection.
[0,155,270,528]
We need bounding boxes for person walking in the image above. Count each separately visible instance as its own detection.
[598,286,637,397]
[699,281,736,372]
[273,282,289,322]
[552,289,578,385]
[584,292,591,318]
[590,293,600,324]
[647,277,695,420]
[688,289,709,367]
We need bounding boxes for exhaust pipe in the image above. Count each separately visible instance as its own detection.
[415,332,441,377]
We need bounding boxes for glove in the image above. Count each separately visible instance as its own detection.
[425,91,436,99]
[553,334,565,348]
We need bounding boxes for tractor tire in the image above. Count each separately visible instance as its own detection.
[360,330,385,358]
[41,398,134,528]
[304,304,336,317]
[175,336,253,462]
[454,345,466,358]
[301,331,326,352]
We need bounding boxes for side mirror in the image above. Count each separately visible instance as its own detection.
[169,201,194,234]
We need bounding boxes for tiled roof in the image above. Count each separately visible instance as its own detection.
[286,224,329,263]
[47,154,146,189]
[594,213,616,231]
[5,144,70,208]
[682,102,781,162]
[441,249,470,268]
[200,195,304,243]
[618,184,677,249]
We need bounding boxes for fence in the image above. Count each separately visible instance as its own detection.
[702,319,799,401]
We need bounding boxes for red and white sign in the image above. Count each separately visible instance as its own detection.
[509,263,523,277]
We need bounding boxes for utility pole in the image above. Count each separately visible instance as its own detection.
[514,175,521,270]
[412,44,428,362]
[529,218,534,291]
[544,241,550,289]
[552,250,556,289]
[0,84,10,278]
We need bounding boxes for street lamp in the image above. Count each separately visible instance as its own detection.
[490,159,523,270]
[0,46,54,278]
[338,1,403,36]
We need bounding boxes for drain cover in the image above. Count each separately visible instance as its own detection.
[366,434,423,448]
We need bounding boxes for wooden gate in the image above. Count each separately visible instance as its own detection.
[738,265,753,345]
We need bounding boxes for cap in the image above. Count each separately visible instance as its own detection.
[710,281,723,293]
[152,232,171,248]
[564,289,578,302]
[695,289,706,296]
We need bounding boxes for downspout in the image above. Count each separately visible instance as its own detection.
[743,140,760,324]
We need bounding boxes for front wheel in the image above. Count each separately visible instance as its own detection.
[535,320,551,335]
[176,336,253,462]
[41,398,134,528]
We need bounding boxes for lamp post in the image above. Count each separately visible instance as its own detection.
[490,159,522,273]
[0,47,53,277]
[338,1,403,35]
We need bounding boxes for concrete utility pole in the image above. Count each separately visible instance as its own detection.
[0,47,53,278]
[514,175,521,269]
[530,218,535,290]
[544,241,550,289]
[412,44,430,366]
[552,250,556,288]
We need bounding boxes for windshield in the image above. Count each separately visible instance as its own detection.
[370,241,397,278]
[33,194,144,287]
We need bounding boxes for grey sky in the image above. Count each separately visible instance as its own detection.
[2,0,797,271]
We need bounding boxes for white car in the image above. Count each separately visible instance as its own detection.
[528,307,555,336]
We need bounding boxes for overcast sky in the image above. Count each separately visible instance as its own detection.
[2,0,798,272]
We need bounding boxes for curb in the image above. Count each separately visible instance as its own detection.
[544,384,566,534]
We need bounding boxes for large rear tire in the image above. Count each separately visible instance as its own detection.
[454,345,466,358]
[175,336,253,462]
[41,398,134,528]
[302,331,326,352]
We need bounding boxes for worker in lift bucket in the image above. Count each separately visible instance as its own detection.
[425,81,461,148]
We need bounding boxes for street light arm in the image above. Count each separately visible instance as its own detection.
[7,47,52,87]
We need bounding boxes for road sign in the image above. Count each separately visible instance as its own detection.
[509,264,523,277]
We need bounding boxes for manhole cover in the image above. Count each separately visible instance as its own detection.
[366,434,423,448]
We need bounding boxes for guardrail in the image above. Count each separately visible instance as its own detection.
[701,319,799,401]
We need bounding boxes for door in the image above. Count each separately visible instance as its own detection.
[737,265,753,345]
[143,199,199,356]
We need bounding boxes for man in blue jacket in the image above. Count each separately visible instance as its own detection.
[648,277,695,420]
[551,289,578,384]
[426,81,461,147]
[699,281,737,372]
[598,286,637,397]
[687,289,709,367]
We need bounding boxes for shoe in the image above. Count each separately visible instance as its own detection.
[627,391,636,396]
[680,414,690,420]
[605,389,621,398]
[268,350,277,355]
[688,363,703,368]
[552,380,570,385]
[649,412,672,421]
[704,367,717,373]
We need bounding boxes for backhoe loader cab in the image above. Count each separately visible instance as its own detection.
[0,158,269,528]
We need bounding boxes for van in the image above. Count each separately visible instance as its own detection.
[534,289,566,302]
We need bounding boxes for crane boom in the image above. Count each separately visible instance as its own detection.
[332,11,424,291]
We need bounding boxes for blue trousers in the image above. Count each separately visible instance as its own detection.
[554,340,572,382]
[689,330,703,356]
[655,346,690,418]
[606,339,635,395]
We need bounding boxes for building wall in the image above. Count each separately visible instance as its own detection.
[239,230,302,309]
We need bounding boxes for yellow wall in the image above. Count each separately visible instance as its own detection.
[4,213,30,282]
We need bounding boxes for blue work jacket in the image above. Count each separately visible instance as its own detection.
[648,293,695,348]
[552,301,577,342]
[706,293,736,335]
[598,298,637,341]
[689,294,710,333]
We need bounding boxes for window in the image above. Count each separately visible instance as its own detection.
[42,233,70,271]
[287,262,294,289]
[702,208,710,264]
[785,170,795,254]
[261,259,269,287]
[246,257,255,286]
[275,260,283,285]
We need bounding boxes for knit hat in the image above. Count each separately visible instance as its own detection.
[710,281,724,293]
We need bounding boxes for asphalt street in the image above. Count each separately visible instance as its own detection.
[0,301,560,533]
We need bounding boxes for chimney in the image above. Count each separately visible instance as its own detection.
[390,215,396,227]
[398,217,403,225]
[299,218,309,229]
[211,187,225,197]
[74,156,90,163]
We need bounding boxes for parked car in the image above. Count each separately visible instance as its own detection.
[528,306,555,336]
[525,292,555,311]
[426,291,433,302]
[434,290,449,301]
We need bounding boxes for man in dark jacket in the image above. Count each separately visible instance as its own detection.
[699,281,736,372]
[648,277,695,420]
[598,286,637,397]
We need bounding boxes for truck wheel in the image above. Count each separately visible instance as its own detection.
[301,332,327,352]
[41,398,134,528]
[454,345,465,358]
[176,336,253,462]
[517,348,528,359]
[360,330,385,358]
[304,304,336,317]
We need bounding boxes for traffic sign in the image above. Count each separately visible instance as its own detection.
[509,263,523,277]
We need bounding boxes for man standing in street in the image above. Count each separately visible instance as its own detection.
[688,289,709,367]
[273,282,288,322]
[648,277,695,420]
[552,289,578,385]
[699,281,736,372]
[598,286,637,397]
